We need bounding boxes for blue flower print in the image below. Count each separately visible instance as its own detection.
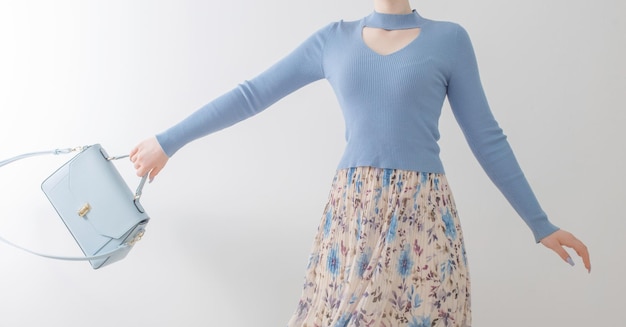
[307,253,319,269]
[397,246,414,278]
[327,246,340,277]
[356,175,363,193]
[357,249,372,278]
[334,313,351,327]
[347,167,356,185]
[374,188,382,214]
[441,208,457,240]
[408,285,423,308]
[413,292,423,308]
[383,168,393,187]
[440,259,455,282]
[408,315,431,327]
[324,210,332,238]
[386,213,398,242]
[420,172,428,185]
[288,169,471,327]
[396,171,403,192]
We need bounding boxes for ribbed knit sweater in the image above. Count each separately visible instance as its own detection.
[156,10,559,242]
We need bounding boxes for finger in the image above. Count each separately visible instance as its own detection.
[570,241,591,272]
[547,243,574,266]
[136,165,148,178]
[130,148,141,163]
[149,166,162,182]
[559,236,591,271]
[580,249,591,273]
[129,146,138,158]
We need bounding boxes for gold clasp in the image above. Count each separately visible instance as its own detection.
[77,203,91,217]
[128,230,145,246]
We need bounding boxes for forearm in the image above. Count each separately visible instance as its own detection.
[155,23,332,157]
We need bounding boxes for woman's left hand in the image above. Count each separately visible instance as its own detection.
[540,229,591,273]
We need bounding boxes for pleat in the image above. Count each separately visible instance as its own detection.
[287,167,471,327]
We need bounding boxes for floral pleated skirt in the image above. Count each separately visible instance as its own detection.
[287,167,471,327]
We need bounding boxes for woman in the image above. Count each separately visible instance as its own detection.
[131,0,591,326]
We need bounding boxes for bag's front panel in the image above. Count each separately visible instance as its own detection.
[41,145,150,264]
[90,221,149,269]
[67,146,147,239]
[41,164,112,256]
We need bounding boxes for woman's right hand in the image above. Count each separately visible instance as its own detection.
[130,136,169,182]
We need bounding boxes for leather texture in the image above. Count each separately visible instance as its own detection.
[41,144,149,269]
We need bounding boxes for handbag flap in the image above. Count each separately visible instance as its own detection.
[42,145,147,239]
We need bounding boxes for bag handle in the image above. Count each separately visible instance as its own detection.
[0,145,147,262]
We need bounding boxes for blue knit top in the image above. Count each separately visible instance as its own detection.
[156,10,559,242]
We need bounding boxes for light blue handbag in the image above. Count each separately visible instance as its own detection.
[0,144,149,269]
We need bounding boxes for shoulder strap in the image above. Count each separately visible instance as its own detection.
[0,146,145,262]
[0,234,129,261]
[0,146,83,168]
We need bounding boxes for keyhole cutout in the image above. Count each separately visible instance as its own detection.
[362,27,421,56]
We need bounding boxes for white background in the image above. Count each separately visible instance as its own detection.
[0,0,624,326]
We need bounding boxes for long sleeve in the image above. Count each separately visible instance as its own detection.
[156,24,331,157]
[446,26,559,242]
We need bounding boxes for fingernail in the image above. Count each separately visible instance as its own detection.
[566,257,575,266]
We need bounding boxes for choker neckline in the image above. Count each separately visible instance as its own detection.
[363,10,425,30]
